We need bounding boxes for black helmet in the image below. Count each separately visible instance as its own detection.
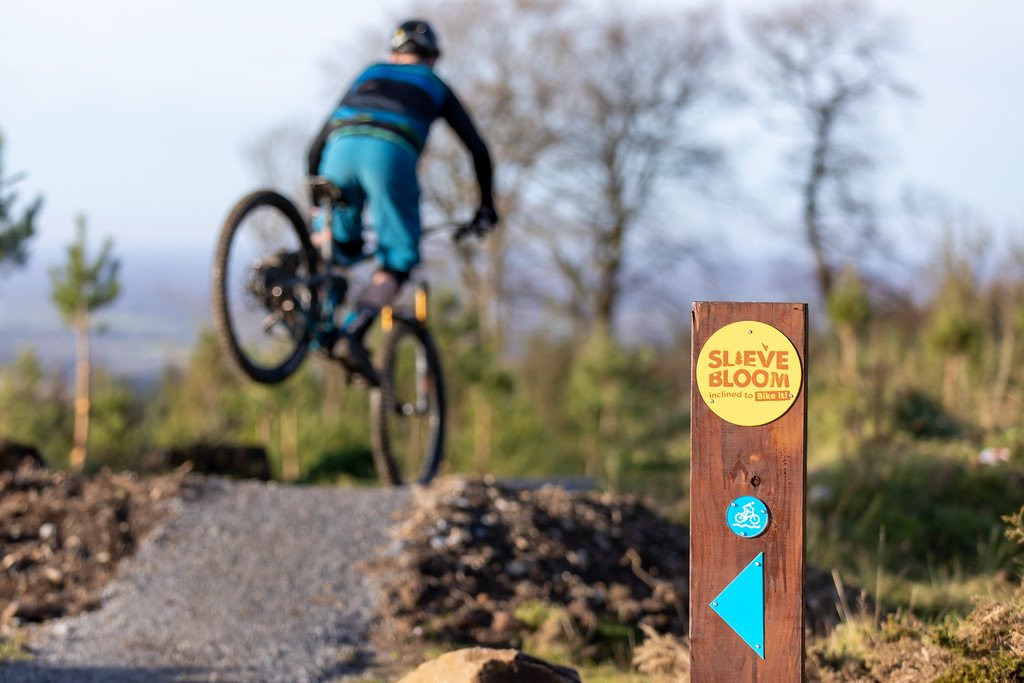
[390,19,441,58]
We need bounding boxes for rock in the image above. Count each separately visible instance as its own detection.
[505,560,526,578]
[1,600,19,626]
[490,611,518,634]
[397,647,581,683]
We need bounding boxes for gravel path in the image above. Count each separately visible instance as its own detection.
[3,478,409,682]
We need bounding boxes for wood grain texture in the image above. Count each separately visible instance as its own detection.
[690,302,807,682]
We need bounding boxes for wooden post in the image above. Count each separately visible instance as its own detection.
[690,302,807,681]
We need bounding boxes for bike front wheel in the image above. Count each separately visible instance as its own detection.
[212,190,317,384]
[370,318,446,485]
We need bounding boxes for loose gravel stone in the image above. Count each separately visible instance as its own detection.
[0,463,181,626]
[3,478,408,682]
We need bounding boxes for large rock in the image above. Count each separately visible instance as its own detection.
[398,647,581,683]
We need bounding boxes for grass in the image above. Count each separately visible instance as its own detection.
[0,631,33,663]
[808,569,1024,681]
[890,574,1016,621]
[802,430,1024,680]
[808,446,1024,579]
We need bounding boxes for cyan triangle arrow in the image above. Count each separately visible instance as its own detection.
[709,552,765,659]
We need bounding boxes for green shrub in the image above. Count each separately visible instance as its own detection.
[891,388,963,439]
[303,443,376,483]
[810,450,1024,578]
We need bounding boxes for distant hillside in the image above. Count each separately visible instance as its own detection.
[0,245,210,383]
[0,241,810,384]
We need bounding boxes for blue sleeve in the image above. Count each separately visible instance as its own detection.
[441,89,494,208]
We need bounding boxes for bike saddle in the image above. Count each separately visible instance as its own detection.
[308,176,347,207]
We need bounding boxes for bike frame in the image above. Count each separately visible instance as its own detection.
[281,192,453,405]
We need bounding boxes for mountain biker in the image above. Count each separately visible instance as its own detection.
[307,18,497,385]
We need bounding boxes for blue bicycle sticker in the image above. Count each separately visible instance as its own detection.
[727,496,769,538]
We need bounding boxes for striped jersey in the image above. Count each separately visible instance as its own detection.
[307,62,493,208]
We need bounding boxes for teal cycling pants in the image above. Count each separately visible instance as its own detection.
[316,134,421,274]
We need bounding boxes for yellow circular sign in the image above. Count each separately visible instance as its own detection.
[696,320,802,426]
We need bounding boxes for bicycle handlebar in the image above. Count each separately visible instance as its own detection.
[421,221,480,244]
[313,219,483,271]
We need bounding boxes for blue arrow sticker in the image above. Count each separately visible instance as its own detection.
[727,496,769,538]
[710,552,765,659]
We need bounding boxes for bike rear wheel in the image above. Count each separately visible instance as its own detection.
[370,318,446,485]
[212,190,317,384]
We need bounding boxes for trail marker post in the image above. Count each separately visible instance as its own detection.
[690,302,807,681]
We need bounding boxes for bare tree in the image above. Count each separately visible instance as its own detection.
[747,0,911,302]
[245,121,313,212]
[387,0,573,473]
[524,5,729,336]
[409,0,570,350]
[303,0,726,346]
[350,0,728,343]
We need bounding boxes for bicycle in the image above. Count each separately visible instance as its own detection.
[212,178,476,486]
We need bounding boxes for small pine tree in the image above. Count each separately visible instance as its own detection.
[0,130,43,274]
[49,215,121,470]
[826,265,873,384]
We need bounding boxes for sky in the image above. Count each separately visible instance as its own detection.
[0,0,1022,374]
[886,1,1021,223]
[1,0,401,257]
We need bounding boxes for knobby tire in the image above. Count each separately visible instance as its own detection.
[212,190,316,384]
[370,319,446,485]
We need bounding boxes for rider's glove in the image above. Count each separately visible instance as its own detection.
[471,205,499,236]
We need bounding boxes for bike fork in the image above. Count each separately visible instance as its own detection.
[414,282,431,413]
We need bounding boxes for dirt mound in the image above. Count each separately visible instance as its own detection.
[379,477,862,662]
[379,477,687,659]
[0,460,182,629]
